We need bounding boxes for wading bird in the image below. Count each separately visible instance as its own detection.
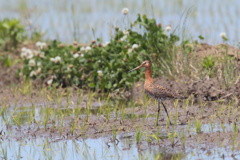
[129,60,185,126]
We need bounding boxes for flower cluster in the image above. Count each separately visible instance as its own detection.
[36,41,47,49]
[80,46,92,52]
[20,42,48,78]
[128,44,139,53]
[50,56,62,63]
[21,47,45,60]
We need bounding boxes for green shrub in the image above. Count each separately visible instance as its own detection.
[0,18,26,51]
[20,14,179,92]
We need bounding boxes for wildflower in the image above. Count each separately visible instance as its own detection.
[21,48,34,59]
[132,44,139,49]
[36,67,42,75]
[36,41,47,49]
[127,48,133,54]
[28,59,36,67]
[80,54,84,57]
[85,46,92,52]
[73,53,79,58]
[26,50,34,59]
[55,56,61,63]
[102,42,110,47]
[47,79,53,85]
[30,71,37,77]
[123,30,129,35]
[80,47,86,52]
[50,58,55,62]
[20,51,27,59]
[37,62,42,66]
[120,35,127,42]
[97,70,103,77]
[21,47,27,52]
[165,25,172,31]
[39,52,45,58]
[33,50,40,56]
[122,8,129,15]
[220,32,227,39]
[50,56,61,63]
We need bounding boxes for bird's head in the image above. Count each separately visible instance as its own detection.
[129,60,151,72]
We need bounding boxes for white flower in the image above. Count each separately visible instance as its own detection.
[55,56,61,62]
[50,58,55,62]
[21,48,34,59]
[122,8,129,15]
[132,44,139,49]
[36,67,41,75]
[50,56,61,63]
[20,51,27,58]
[73,53,79,58]
[85,46,92,52]
[80,54,84,57]
[28,59,36,67]
[127,48,133,54]
[36,41,47,49]
[37,62,42,66]
[26,50,34,59]
[21,47,27,52]
[97,70,103,77]
[80,47,85,52]
[39,52,45,58]
[47,79,53,85]
[102,42,110,47]
[30,71,37,77]
[220,32,227,38]
[120,35,127,42]
[165,25,172,31]
[123,30,129,35]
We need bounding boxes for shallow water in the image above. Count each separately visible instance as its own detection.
[0,0,240,45]
[0,102,239,160]
[1,131,239,160]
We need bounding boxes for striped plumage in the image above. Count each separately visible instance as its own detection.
[129,60,185,125]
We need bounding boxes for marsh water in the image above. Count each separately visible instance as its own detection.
[1,0,240,45]
[0,94,239,160]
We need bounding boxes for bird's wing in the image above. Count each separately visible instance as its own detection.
[145,82,177,99]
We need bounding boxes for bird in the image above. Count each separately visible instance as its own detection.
[129,60,186,126]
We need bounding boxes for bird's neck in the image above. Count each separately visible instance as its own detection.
[145,67,154,82]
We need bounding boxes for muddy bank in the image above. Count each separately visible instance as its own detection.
[132,76,240,103]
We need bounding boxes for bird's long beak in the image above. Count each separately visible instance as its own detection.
[129,65,142,72]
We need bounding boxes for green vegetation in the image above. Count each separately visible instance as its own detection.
[0,18,26,51]
[20,14,179,92]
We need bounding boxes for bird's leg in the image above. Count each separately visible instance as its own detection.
[161,101,173,125]
[156,101,160,126]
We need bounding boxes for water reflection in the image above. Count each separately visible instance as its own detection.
[0,0,239,44]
